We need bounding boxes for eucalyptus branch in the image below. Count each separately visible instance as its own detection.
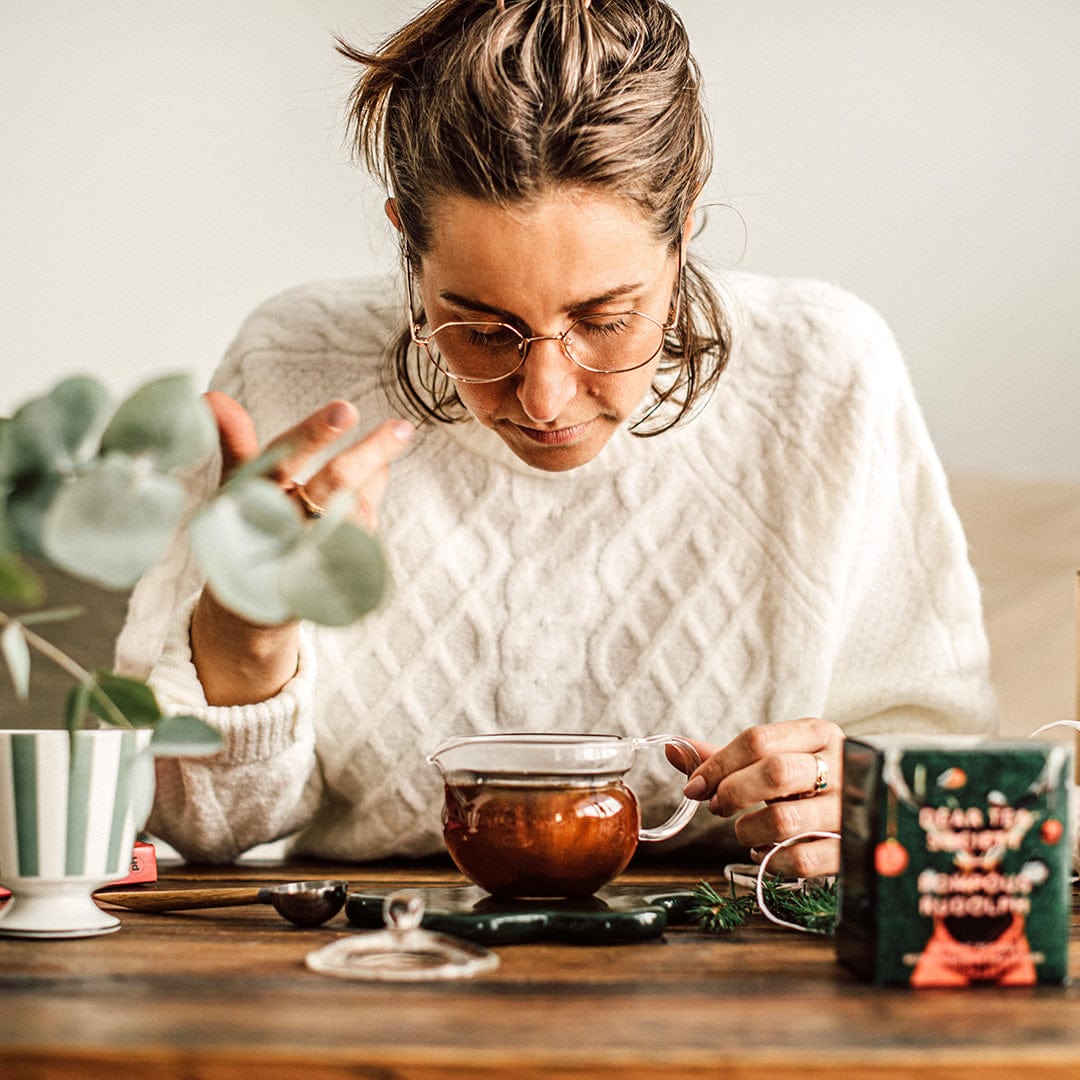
[0,609,91,683]
[0,608,132,729]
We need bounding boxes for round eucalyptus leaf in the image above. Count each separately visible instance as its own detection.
[149,714,223,757]
[190,476,303,625]
[277,520,386,627]
[50,375,113,450]
[41,453,186,589]
[86,669,164,728]
[100,373,217,472]
[2,376,111,482]
[5,473,63,557]
[1,621,31,700]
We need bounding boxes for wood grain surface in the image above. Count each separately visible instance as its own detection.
[3,856,1078,1079]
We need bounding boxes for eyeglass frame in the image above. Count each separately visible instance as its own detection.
[403,237,684,385]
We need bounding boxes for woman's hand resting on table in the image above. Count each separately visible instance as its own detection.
[668,718,844,878]
[190,393,415,706]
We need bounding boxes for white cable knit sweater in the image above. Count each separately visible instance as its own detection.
[116,269,997,863]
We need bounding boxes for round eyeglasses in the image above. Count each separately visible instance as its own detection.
[405,247,682,385]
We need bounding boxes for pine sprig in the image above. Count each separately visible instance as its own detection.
[760,875,838,934]
[687,879,756,932]
[690,875,839,935]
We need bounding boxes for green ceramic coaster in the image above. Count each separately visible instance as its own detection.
[344,884,697,944]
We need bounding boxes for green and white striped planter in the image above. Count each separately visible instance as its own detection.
[0,728,154,938]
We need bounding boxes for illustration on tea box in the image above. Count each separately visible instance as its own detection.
[837,737,1072,987]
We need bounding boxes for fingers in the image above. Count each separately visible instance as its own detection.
[734,789,838,852]
[712,750,829,816]
[206,394,360,484]
[205,394,417,530]
[664,738,719,776]
[750,836,839,880]
[683,718,839,807]
[680,718,843,877]
[204,391,259,478]
[267,400,362,483]
[297,417,416,530]
[739,771,842,879]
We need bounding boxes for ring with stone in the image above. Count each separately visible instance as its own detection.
[812,755,829,794]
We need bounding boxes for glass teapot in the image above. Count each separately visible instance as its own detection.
[426,732,701,898]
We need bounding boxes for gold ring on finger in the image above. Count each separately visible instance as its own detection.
[292,481,326,519]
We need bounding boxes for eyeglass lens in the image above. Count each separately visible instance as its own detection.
[426,313,665,381]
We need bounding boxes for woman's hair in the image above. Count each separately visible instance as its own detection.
[337,0,731,434]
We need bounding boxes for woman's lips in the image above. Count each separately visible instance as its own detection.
[515,421,591,445]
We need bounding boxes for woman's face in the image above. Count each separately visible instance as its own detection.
[407,189,678,472]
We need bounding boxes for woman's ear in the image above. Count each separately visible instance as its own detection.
[384,198,402,232]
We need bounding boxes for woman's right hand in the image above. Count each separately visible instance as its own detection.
[190,392,415,706]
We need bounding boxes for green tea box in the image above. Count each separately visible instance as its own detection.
[836,735,1071,986]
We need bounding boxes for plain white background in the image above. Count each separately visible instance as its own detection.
[3,1,1078,478]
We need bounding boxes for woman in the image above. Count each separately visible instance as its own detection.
[118,0,996,877]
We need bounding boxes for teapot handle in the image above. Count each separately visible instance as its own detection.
[630,734,702,843]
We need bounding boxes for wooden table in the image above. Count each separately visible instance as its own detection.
[3,856,1079,1079]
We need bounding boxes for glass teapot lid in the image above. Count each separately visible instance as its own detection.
[426,732,639,781]
[305,891,499,981]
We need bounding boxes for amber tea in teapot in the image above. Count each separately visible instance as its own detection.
[427,733,700,899]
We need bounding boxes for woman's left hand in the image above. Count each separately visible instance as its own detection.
[671,717,844,878]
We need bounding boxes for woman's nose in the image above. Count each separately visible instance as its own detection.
[515,338,578,424]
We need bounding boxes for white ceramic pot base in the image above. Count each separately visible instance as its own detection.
[0,882,121,938]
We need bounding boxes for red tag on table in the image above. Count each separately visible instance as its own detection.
[0,840,157,900]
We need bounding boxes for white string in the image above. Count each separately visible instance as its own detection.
[1028,721,1080,874]
[1029,720,1080,737]
[755,830,841,933]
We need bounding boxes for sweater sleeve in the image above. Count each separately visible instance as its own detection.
[142,597,322,863]
[112,311,327,863]
[114,496,325,862]
[819,302,998,738]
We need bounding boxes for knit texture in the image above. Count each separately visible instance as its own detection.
[116,269,997,863]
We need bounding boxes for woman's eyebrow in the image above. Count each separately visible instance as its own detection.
[438,281,647,322]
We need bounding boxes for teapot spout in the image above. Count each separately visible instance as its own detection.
[425,734,470,776]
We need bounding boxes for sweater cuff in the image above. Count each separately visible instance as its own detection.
[146,594,317,766]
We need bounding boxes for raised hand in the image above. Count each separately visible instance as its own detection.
[191,393,414,705]
[204,391,414,531]
[671,718,843,878]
